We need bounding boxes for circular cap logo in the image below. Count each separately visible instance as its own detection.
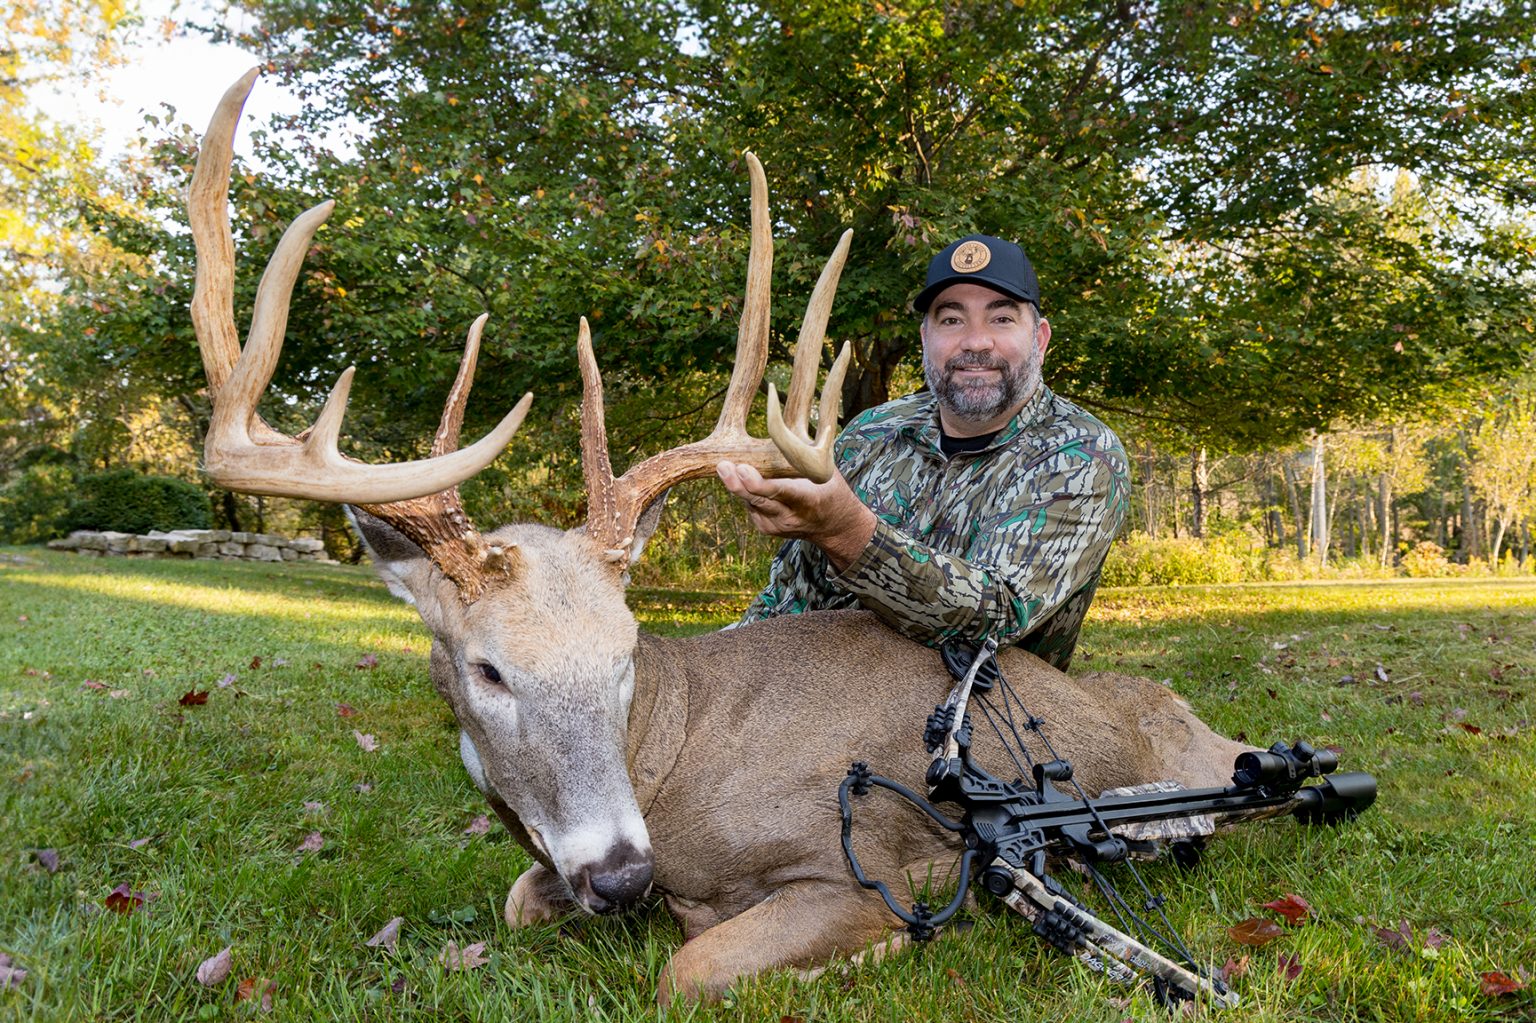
[950,240,992,273]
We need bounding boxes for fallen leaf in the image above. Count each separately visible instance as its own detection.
[945,967,966,987]
[1263,893,1312,926]
[1375,664,1391,683]
[1228,918,1284,946]
[336,703,357,718]
[235,977,277,1011]
[303,801,326,815]
[1320,710,1333,722]
[353,731,379,752]
[217,673,237,688]
[249,656,262,670]
[178,689,209,706]
[295,831,324,854]
[1458,723,1483,735]
[0,953,26,989]
[1218,955,1250,981]
[127,836,153,850]
[1480,971,1526,997]
[463,815,491,836]
[272,658,288,668]
[354,781,374,794]
[390,977,408,994]
[196,946,232,986]
[108,690,130,699]
[1423,927,1447,949]
[81,679,107,690]
[104,883,146,914]
[33,848,59,873]
[1278,952,1302,982]
[1375,920,1414,952]
[365,917,402,950]
[439,940,489,971]
[356,654,379,670]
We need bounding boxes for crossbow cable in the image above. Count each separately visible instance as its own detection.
[839,641,1377,1010]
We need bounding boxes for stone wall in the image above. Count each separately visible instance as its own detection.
[47,529,332,563]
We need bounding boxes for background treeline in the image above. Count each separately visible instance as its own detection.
[3,0,1535,585]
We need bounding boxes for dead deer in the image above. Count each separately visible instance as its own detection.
[190,70,1250,1003]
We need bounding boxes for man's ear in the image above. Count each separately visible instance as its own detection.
[346,506,460,632]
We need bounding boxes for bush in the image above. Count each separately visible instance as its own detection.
[0,464,78,543]
[63,470,212,534]
[1401,540,1453,578]
[1100,531,1256,587]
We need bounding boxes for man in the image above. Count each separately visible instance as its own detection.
[716,234,1127,669]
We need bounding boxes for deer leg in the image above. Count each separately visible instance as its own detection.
[657,881,896,1005]
[504,863,577,928]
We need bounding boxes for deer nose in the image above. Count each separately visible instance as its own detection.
[574,841,654,914]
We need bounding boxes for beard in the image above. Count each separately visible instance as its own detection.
[923,345,1042,425]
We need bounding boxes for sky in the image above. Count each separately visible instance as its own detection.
[32,0,306,161]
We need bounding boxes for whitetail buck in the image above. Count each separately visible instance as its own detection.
[190,70,1250,1002]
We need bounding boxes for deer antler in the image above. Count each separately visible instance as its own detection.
[579,153,853,560]
[190,69,531,601]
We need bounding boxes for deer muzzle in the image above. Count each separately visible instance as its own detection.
[570,839,654,914]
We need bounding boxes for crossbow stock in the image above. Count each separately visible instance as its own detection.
[839,639,1378,1009]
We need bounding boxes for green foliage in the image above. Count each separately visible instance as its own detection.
[0,462,76,543]
[62,469,212,534]
[1101,531,1259,587]
[1401,541,1454,579]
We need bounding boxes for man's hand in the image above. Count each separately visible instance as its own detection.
[716,461,877,572]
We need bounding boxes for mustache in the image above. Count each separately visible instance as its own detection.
[944,353,1009,373]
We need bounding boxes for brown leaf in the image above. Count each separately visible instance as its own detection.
[235,977,277,1011]
[108,689,130,699]
[1262,893,1312,926]
[33,848,59,873]
[463,815,491,836]
[353,731,379,752]
[365,917,402,950]
[1423,927,1447,949]
[0,953,26,990]
[104,883,145,914]
[945,967,966,987]
[1228,917,1284,946]
[1277,952,1302,982]
[1218,955,1250,981]
[178,689,209,706]
[336,703,357,718]
[249,656,262,670]
[1374,920,1414,952]
[81,679,107,690]
[355,654,379,670]
[439,940,489,971]
[1480,971,1526,997]
[195,946,233,986]
[1458,722,1483,735]
[295,831,324,854]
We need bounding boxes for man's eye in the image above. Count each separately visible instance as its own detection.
[477,663,503,684]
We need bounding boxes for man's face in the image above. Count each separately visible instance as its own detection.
[921,282,1051,434]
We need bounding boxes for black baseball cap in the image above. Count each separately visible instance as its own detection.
[913,234,1040,313]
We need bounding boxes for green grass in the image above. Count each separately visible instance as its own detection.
[1,548,1532,1021]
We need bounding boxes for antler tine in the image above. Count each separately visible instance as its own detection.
[189,69,531,508]
[713,152,774,439]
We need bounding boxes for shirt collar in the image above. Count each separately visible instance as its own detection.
[898,385,1055,456]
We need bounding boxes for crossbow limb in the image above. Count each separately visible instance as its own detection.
[839,643,1378,1009]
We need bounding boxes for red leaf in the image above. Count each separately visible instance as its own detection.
[1480,972,1526,997]
[356,654,379,670]
[178,689,209,706]
[81,679,107,690]
[1374,920,1414,952]
[103,883,145,914]
[249,656,262,670]
[1262,893,1312,925]
[1458,722,1483,735]
[1278,952,1302,982]
[1217,955,1249,981]
[336,703,357,718]
[195,946,232,986]
[1228,918,1284,946]
[235,977,277,1011]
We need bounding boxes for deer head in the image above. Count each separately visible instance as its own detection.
[190,70,852,915]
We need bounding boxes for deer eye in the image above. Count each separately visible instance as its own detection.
[476,663,503,685]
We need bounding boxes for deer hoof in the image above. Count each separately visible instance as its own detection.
[504,863,575,929]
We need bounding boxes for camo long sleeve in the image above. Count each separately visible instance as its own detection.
[738,386,1128,647]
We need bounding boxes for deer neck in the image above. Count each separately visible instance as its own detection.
[626,631,690,814]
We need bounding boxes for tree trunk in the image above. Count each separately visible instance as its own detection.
[1141,442,1159,537]
[221,491,243,532]
[1377,472,1391,566]
[1189,447,1208,539]
[842,333,909,420]
[1310,434,1329,563]
[1282,457,1307,560]
[1459,484,1476,562]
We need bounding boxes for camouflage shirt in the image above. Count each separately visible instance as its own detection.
[739,385,1128,648]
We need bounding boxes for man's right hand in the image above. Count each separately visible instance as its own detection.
[716,461,876,572]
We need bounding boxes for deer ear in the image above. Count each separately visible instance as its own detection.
[627,490,668,569]
[347,506,457,628]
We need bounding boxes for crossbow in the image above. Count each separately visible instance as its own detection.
[839,638,1378,1008]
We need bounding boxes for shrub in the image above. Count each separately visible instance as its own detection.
[1401,541,1453,578]
[0,464,78,543]
[63,470,211,534]
[1100,531,1253,587]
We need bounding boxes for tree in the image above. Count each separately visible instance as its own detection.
[1467,393,1536,563]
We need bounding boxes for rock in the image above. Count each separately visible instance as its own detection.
[47,535,81,550]
[196,542,220,557]
[75,532,107,551]
[204,530,232,542]
[167,538,201,554]
[137,538,168,553]
[289,538,326,554]
[279,547,299,561]
[254,533,284,547]
[230,531,255,544]
[104,533,136,553]
[247,544,282,562]
[218,542,245,557]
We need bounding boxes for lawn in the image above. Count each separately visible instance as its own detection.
[1,548,1532,1022]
